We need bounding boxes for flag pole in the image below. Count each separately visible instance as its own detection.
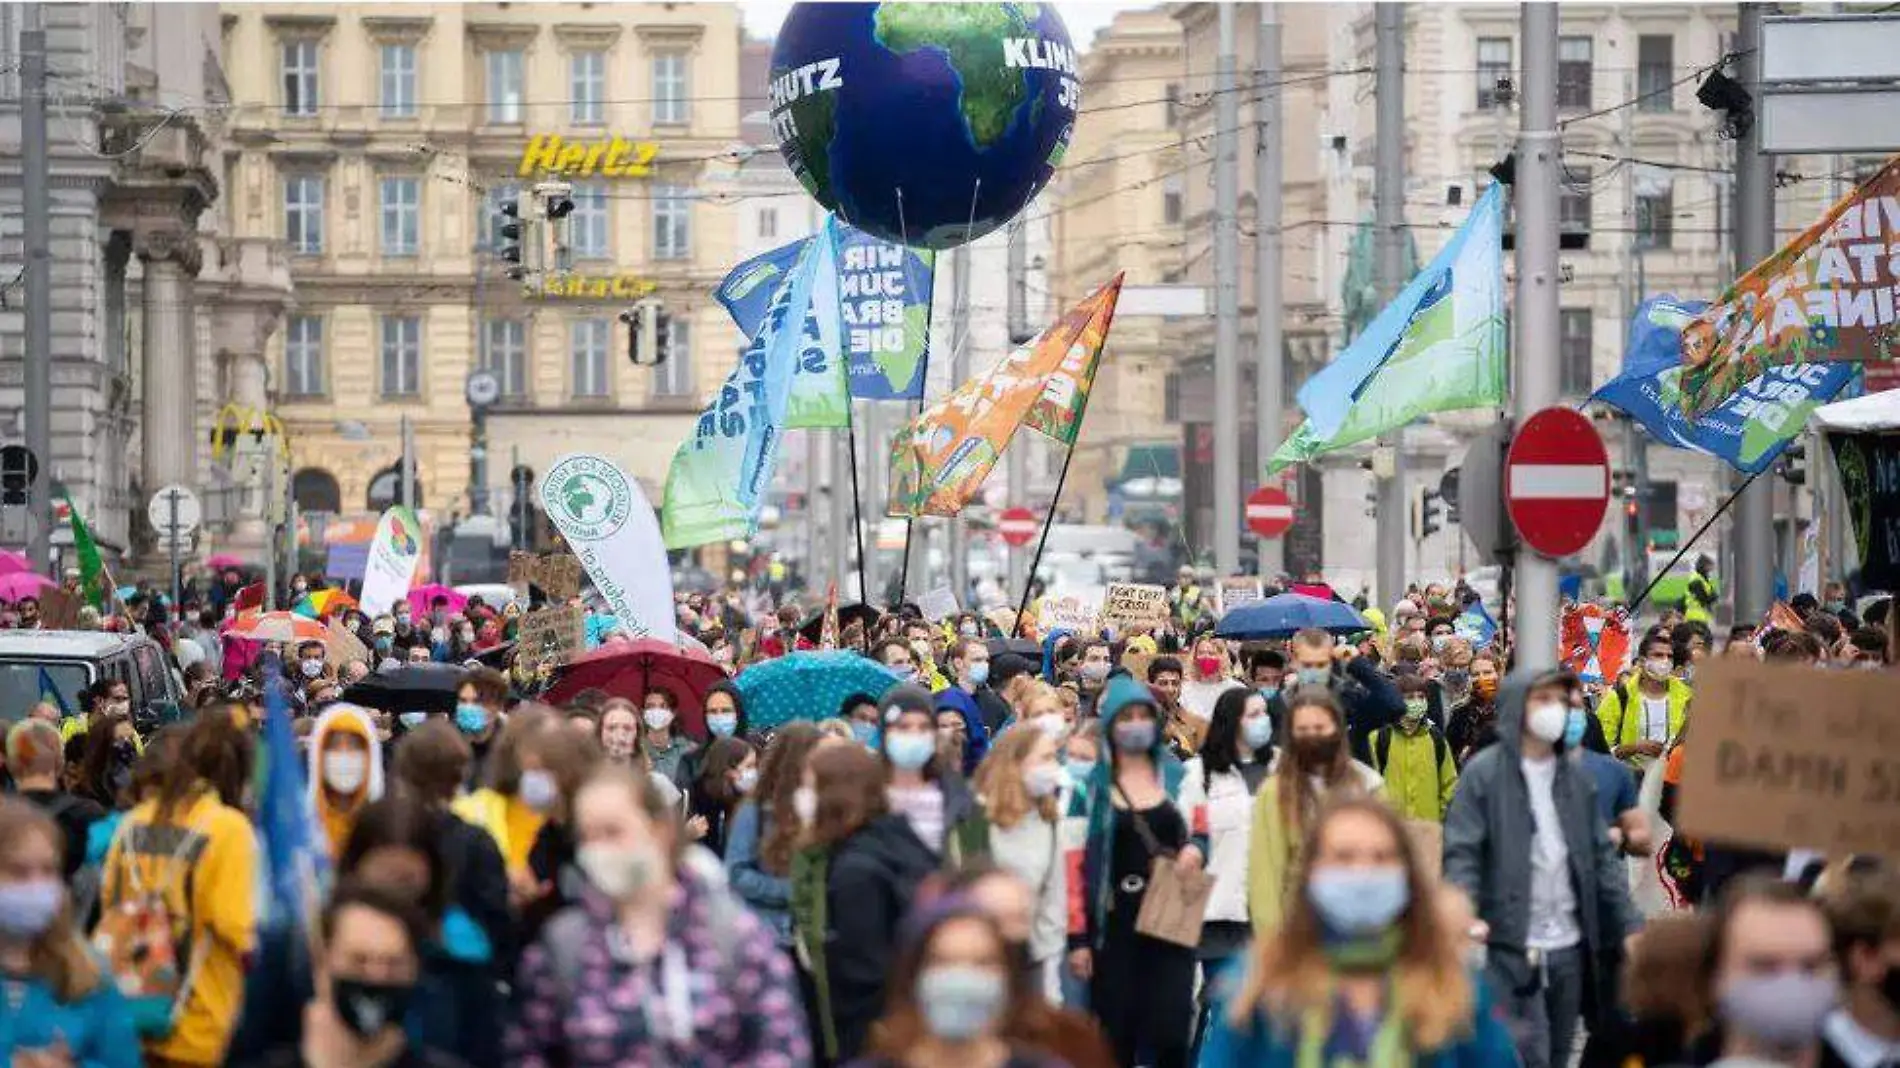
[895,260,937,608]
[845,403,869,605]
[1010,445,1074,640]
[1628,466,1766,617]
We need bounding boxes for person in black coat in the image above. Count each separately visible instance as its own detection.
[389,720,513,969]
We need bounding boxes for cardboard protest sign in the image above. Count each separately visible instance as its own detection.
[1675,657,1900,858]
[917,586,960,623]
[1216,577,1263,616]
[507,551,534,590]
[516,605,585,676]
[37,587,79,630]
[323,620,371,669]
[509,551,585,601]
[1037,589,1102,635]
[1101,583,1168,629]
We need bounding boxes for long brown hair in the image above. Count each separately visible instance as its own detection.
[971,727,1058,829]
[1233,797,1472,1049]
[758,723,824,874]
[867,905,1049,1056]
[1275,689,1359,839]
[695,737,754,809]
[485,705,557,795]
[803,743,889,849]
[0,800,101,1002]
[77,711,134,806]
[516,722,602,823]
[150,710,252,821]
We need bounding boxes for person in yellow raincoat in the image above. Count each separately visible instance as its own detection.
[305,703,385,860]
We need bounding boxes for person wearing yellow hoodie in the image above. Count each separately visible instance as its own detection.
[305,703,385,862]
[1594,629,1692,773]
[452,706,558,878]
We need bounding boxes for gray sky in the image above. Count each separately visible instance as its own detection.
[736,2,1157,50]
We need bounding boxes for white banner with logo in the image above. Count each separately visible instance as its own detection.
[540,453,677,643]
[359,506,423,617]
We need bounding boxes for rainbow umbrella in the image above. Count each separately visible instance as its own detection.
[291,588,356,619]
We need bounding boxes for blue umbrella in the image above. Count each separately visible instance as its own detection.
[1214,593,1369,640]
[734,650,903,731]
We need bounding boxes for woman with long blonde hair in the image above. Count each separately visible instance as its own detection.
[969,727,1067,999]
[1202,797,1516,1066]
[0,799,140,1067]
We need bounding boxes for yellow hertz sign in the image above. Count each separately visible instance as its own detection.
[517,134,660,179]
[532,274,660,300]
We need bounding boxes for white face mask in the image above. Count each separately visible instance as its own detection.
[519,769,559,813]
[1526,701,1568,744]
[1031,713,1068,739]
[1023,762,1065,799]
[642,707,674,732]
[1643,656,1673,680]
[322,750,368,794]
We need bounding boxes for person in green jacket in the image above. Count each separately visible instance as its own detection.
[1367,675,1459,823]
[1594,629,1692,772]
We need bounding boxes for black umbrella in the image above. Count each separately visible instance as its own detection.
[987,637,1041,659]
[798,602,883,644]
[342,662,466,715]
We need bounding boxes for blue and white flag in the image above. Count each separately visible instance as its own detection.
[716,239,808,342]
[1297,184,1508,440]
[1590,296,1853,475]
[830,219,935,400]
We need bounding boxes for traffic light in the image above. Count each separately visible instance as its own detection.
[1779,441,1808,485]
[532,181,575,284]
[1419,487,1443,539]
[622,299,670,367]
[498,195,528,281]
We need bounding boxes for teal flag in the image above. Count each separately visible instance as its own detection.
[662,238,822,548]
[785,228,849,429]
[1270,187,1507,472]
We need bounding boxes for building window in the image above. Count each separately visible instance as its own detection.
[284,174,325,255]
[570,50,605,125]
[481,182,521,250]
[283,315,324,397]
[757,206,778,240]
[570,182,610,259]
[653,318,692,397]
[1635,188,1673,250]
[282,38,320,117]
[1476,37,1512,109]
[1162,175,1183,225]
[380,316,422,397]
[1637,35,1674,112]
[1558,35,1593,111]
[379,177,420,257]
[1560,308,1594,395]
[481,318,529,399]
[380,43,416,117]
[653,51,689,124]
[652,186,691,260]
[486,48,524,124]
[570,319,612,398]
[1559,166,1592,238]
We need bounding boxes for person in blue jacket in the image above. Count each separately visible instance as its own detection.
[1065,674,1207,1068]
[1199,796,1518,1068]
[0,798,141,1068]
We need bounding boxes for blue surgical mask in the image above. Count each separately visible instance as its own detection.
[1112,720,1157,754]
[399,711,428,730]
[964,661,990,687]
[1258,686,1280,704]
[518,769,558,812]
[1307,865,1410,935]
[1562,706,1587,749]
[705,711,739,738]
[455,703,489,734]
[1064,759,1097,784]
[1296,666,1330,689]
[1242,715,1275,751]
[886,731,937,771]
[0,880,64,938]
[850,720,880,748]
[916,964,1006,1041]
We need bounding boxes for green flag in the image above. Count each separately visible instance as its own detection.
[64,496,108,610]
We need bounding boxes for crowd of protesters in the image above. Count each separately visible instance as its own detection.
[0,563,1892,1068]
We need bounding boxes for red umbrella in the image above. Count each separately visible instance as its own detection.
[545,638,727,740]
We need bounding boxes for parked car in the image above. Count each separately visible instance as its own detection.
[0,631,185,729]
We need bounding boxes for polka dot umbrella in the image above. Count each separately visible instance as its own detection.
[733,650,904,732]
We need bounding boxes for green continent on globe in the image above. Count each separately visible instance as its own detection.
[873,3,1033,148]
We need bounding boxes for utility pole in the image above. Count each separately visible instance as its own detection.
[22,12,53,571]
[1212,4,1242,575]
[829,430,850,596]
[945,244,972,603]
[1372,4,1407,609]
[1621,76,1651,601]
[1731,3,1775,624]
[1254,3,1285,581]
[399,414,415,515]
[1513,2,1560,672]
[862,401,882,602]
[1006,221,1030,598]
[262,458,278,611]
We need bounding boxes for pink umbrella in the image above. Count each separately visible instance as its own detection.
[0,550,30,576]
[0,572,57,602]
[205,553,246,570]
[407,584,468,615]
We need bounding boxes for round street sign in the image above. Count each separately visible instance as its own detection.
[1505,407,1611,558]
[1246,485,1296,538]
[466,370,502,409]
[997,507,1040,548]
[148,484,203,538]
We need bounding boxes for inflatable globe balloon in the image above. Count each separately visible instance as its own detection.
[769,2,1077,250]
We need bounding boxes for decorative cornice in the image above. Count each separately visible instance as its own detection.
[466,22,540,50]
[553,23,624,50]
[262,14,336,38]
[361,16,434,45]
[135,227,205,275]
[634,23,705,50]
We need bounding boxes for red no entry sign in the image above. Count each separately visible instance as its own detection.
[997,507,1040,548]
[1245,485,1296,538]
[1506,407,1610,558]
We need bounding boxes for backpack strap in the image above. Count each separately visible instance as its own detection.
[1372,729,1391,775]
[1432,728,1450,771]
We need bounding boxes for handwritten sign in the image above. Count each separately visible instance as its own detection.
[324,620,371,669]
[516,605,585,676]
[1216,577,1263,616]
[917,585,960,623]
[1037,589,1102,635]
[1101,583,1168,629]
[1676,657,1900,858]
[508,551,585,601]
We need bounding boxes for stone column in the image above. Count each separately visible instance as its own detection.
[137,229,202,494]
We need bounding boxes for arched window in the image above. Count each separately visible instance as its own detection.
[291,467,342,515]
